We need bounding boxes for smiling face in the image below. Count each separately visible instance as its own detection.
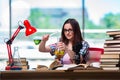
[63,23,74,41]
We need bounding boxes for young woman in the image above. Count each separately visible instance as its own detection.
[39,18,89,64]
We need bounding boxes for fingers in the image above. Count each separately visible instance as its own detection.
[42,34,50,41]
[57,42,66,51]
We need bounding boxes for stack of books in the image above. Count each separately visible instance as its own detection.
[100,54,119,70]
[7,58,29,70]
[100,30,120,70]
[104,30,120,53]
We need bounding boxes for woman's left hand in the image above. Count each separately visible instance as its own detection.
[57,42,66,51]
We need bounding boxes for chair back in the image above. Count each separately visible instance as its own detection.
[87,47,104,63]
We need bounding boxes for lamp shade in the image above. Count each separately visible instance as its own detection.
[24,20,37,36]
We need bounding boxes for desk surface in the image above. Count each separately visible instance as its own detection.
[1,70,120,80]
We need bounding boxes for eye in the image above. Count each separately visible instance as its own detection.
[64,29,73,33]
[68,29,73,31]
[64,29,67,32]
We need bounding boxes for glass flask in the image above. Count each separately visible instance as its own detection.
[12,46,22,67]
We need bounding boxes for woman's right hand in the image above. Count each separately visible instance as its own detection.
[42,34,49,42]
[57,42,66,51]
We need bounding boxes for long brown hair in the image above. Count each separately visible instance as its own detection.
[61,18,83,45]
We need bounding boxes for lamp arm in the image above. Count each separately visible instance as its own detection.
[6,25,24,66]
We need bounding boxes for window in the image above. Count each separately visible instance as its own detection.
[1,0,120,70]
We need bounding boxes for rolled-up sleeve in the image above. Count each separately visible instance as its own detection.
[49,43,57,56]
[79,41,89,55]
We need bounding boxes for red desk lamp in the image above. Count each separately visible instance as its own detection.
[5,20,37,70]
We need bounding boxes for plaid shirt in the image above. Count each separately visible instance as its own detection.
[50,41,89,56]
[79,41,89,55]
[49,40,89,64]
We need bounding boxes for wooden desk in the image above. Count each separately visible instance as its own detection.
[0,70,120,80]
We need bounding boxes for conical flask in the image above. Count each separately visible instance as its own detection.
[12,46,22,67]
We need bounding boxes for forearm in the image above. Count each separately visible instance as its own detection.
[65,48,75,60]
[65,48,83,64]
[39,40,48,52]
[39,34,50,52]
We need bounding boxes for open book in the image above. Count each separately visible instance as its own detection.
[36,60,63,70]
[56,64,102,70]
[49,60,102,70]
[55,64,88,70]
[36,61,102,71]
[36,63,88,70]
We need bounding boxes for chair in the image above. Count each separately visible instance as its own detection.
[87,47,104,63]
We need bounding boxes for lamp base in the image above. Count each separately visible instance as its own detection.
[5,66,22,70]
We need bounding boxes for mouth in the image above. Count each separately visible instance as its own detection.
[66,34,72,39]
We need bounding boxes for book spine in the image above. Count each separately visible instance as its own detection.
[101,54,119,58]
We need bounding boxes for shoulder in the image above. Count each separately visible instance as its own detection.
[81,41,90,48]
[82,41,89,45]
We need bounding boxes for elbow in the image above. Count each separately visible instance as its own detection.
[39,48,41,52]
[38,47,46,52]
[39,48,44,52]
[38,46,42,52]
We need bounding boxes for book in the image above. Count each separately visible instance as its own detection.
[101,30,120,71]
[36,60,101,71]
[6,57,29,70]
[104,50,120,52]
[55,64,89,70]
[109,34,120,39]
[36,65,49,71]
[35,60,63,71]
[106,30,120,36]
[101,62,118,65]
[100,64,117,67]
[56,64,102,70]
[22,65,29,70]
[101,54,119,59]
[104,51,120,54]
[104,44,120,48]
[102,67,119,70]
[7,61,28,66]
[49,60,63,70]
[104,39,120,44]
[100,59,119,63]
[104,47,120,51]
[36,64,89,71]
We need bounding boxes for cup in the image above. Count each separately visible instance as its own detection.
[33,37,42,45]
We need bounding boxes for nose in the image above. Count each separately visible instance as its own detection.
[66,31,70,34]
